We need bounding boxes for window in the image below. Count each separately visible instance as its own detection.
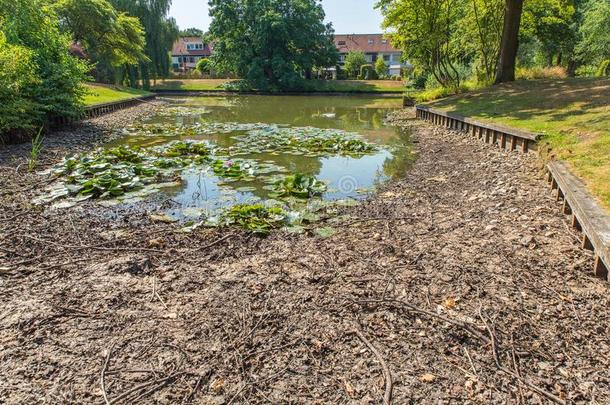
[383,54,390,62]
[190,56,195,63]
[338,40,346,46]
[368,39,374,45]
[382,39,388,44]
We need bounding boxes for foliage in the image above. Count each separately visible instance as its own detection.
[457,0,504,82]
[576,0,610,66]
[52,0,148,73]
[521,0,576,66]
[375,57,388,78]
[49,141,213,199]
[358,64,378,80]
[180,28,204,37]
[0,32,39,137]
[598,60,610,77]
[211,159,256,179]
[271,174,326,198]
[343,51,367,79]
[219,204,287,234]
[207,0,338,90]
[0,0,88,138]
[234,125,378,156]
[196,58,211,75]
[109,0,179,88]
[377,0,467,88]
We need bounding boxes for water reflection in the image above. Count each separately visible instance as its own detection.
[114,95,414,213]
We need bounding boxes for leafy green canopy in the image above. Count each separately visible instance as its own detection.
[0,0,88,138]
[576,0,610,67]
[52,0,149,70]
[207,0,338,90]
[108,0,179,88]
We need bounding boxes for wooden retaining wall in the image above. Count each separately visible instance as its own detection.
[51,95,157,127]
[415,105,539,153]
[547,161,610,280]
[415,104,610,279]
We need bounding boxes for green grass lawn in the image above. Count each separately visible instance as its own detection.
[426,77,610,209]
[151,79,406,93]
[83,83,153,106]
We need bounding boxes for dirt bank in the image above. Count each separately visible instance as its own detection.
[1,106,608,404]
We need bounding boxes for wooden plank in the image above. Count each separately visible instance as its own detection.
[548,161,610,279]
[416,105,539,141]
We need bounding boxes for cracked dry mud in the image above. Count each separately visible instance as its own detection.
[1,105,609,404]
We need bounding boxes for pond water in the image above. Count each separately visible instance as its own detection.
[43,95,414,230]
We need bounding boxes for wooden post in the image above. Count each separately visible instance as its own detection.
[562,200,572,215]
[582,234,594,251]
[594,256,608,279]
[572,215,582,231]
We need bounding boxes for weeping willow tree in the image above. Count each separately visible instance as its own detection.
[110,0,179,88]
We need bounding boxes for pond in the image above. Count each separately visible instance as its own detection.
[41,95,414,233]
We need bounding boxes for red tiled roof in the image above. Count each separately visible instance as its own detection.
[334,34,400,54]
[171,37,212,57]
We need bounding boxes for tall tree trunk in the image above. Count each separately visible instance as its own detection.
[495,0,523,84]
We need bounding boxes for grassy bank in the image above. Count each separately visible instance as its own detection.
[151,79,406,93]
[83,83,153,106]
[426,77,610,208]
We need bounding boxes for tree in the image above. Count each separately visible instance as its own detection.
[457,0,504,82]
[375,57,388,78]
[344,51,367,79]
[495,0,523,83]
[110,0,179,88]
[207,0,338,90]
[576,0,610,66]
[53,0,148,78]
[377,0,467,88]
[180,27,204,37]
[521,0,575,66]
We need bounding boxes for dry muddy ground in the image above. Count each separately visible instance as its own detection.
[1,105,609,404]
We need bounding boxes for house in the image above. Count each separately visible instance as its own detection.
[171,36,212,72]
[334,34,406,76]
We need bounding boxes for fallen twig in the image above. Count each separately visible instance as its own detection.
[352,322,393,405]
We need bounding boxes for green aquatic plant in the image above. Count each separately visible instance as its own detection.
[211,159,255,179]
[270,174,326,198]
[220,204,287,234]
[233,126,378,157]
[47,141,213,200]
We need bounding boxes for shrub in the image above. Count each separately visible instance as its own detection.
[0,0,88,140]
[358,64,378,80]
[374,58,387,79]
[597,60,610,77]
[196,58,211,74]
[516,66,568,80]
[343,51,367,79]
[0,33,40,140]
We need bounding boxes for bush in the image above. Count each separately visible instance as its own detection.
[597,60,610,77]
[0,33,40,140]
[196,58,211,74]
[391,75,402,81]
[358,64,378,80]
[0,0,88,140]
[516,66,568,80]
[335,66,348,80]
[374,58,387,79]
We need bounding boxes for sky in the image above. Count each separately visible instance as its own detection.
[168,0,384,34]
